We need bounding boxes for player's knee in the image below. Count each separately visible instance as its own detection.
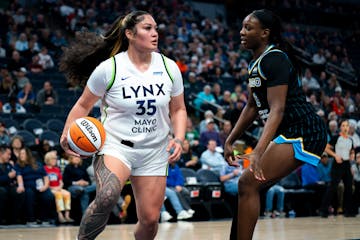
[237,173,257,196]
[139,212,160,229]
[95,174,121,210]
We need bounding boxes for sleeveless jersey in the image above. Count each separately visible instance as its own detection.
[248,45,316,135]
[87,51,184,148]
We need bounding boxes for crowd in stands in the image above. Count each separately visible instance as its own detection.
[0,0,359,227]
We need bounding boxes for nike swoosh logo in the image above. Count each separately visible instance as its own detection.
[121,76,130,80]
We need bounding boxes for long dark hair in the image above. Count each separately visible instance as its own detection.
[251,9,302,76]
[59,10,150,87]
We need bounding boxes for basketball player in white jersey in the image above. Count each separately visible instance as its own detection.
[59,11,187,240]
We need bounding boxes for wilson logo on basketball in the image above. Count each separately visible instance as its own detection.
[80,119,98,142]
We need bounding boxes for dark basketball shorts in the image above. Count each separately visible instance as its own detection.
[273,113,327,166]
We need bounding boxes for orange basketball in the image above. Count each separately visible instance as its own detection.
[67,117,106,156]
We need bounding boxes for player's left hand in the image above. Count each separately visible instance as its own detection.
[167,138,183,164]
[237,152,266,181]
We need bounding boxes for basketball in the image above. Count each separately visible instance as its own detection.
[67,117,106,156]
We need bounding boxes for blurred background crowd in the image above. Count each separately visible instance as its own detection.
[0,0,359,228]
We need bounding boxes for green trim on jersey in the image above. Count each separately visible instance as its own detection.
[165,163,169,176]
[103,56,116,124]
[101,104,109,124]
[160,54,174,83]
[106,56,116,91]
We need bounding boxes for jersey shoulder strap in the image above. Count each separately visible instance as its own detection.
[106,56,116,91]
[160,53,174,83]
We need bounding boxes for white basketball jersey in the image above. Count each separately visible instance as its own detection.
[87,51,184,147]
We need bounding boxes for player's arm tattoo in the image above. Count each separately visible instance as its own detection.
[78,155,122,240]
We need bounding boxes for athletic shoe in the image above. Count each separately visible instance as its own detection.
[263,211,272,219]
[274,210,286,218]
[161,211,173,222]
[26,221,39,227]
[65,217,75,223]
[41,221,55,227]
[187,209,195,216]
[177,210,192,220]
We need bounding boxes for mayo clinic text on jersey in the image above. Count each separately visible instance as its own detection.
[132,118,157,133]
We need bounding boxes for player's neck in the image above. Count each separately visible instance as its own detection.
[127,48,152,66]
[253,44,271,59]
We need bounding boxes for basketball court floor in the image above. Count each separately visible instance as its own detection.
[0,216,359,240]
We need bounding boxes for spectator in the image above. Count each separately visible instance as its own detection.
[36,139,55,163]
[0,145,25,224]
[9,135,24,164]
[199,110,219,134]
[160,187,193,222]
[28,54,44,74]
[193,84,216,113]
[328,119,338,138]
[17,82,36,108]
[317,152,333,184]
[219,120,232,147]
[340,56,355,73]
[0,73,18,96]
[301,162,328,215]
[167,163,194,214]
[7,50,26,74]
[178,139,201,171]
[15,67,30,89]
[263,184,286,218]
[63,155,95,215]
[223,99,246,128]
[15,147,55,226]
[218,90,233,111]
[36,81,58,106]
[302,68,320,91]
[219,163,243,196]
[44,151,74,224]
[38,47,54,70]
[28,34,41,54]
[199,119,222,152]
[185,117,200,154]
[14,32,29,54]
[0,122,11,146]
[330,87,345,117]
[312,48,326,65]
[348,119,360,149]
[200,139,226,174]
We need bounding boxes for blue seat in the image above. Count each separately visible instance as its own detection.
[39,130,60,146]
[1,118,19,129]
[46,119,64,135]
[22,118,44,136]
[16,130,37,147]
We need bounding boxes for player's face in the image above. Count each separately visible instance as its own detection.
[240,14,264,50]
[132,14,158,52]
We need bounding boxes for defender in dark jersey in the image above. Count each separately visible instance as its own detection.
[223,9,327,240]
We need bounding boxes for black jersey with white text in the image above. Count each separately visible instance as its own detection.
[247,45,316,135]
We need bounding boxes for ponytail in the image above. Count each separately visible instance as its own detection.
[59,10,150,87]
